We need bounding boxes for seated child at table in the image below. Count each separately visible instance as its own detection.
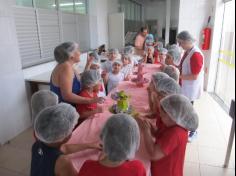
[103,60,124,94]
[31,103,101,176]
[123,46,139,67]
[165,45,182,67]
[78,113,146,176]
[138,94,198,176]
[121,54,133,81]
[158,47,168,66]
[162,65,180,82]
[144,46,155,64]
[76,70,104,124]
[102,48,119,73]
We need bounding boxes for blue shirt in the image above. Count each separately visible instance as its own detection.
[50,75,81,107]
[30,141,63,176]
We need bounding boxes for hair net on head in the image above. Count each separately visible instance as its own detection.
[146,34,154,41]
[160,94,199,131]
[109,48,119,55]
[34,103,79,144]
[177,31,195,43]
[100,114,140,162]
[31,90,58,121]
[90,50,101,65]
[163,65,180,82]
[123,46,134,55]
[151,72,169,89]
[113,59,123,66]
[156,77,181,95]
[159,48,168,54]
[81,70,101,88]
[54,42,79,64]
[167,47,182,65]
[156,42,164,50]
[122,54,132,62]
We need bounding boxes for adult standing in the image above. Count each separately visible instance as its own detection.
[177,31,204,142]
[50,42,103,107]
[134,27,148,56]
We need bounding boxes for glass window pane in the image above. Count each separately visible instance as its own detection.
[16,0,33,7]
[130,2,135,20]
[35,0,56,9]
[75,0,87,14]
[59,0,74,13]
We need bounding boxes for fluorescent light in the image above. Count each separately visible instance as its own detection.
[52,2,83,7]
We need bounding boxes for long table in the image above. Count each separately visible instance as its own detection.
[67,64,161,175]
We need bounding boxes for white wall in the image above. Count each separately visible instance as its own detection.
[0,0,31,145]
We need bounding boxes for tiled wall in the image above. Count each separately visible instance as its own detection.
[0,0,31,144]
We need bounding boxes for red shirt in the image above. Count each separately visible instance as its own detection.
[78,160,146,176]
[151,125,188,176]
[154,50,159,64]
[76,90,98,115]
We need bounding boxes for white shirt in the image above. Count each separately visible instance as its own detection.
[107,72,125,93]
[121,64,133,78]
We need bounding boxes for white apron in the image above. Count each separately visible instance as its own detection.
[181,46,204,101]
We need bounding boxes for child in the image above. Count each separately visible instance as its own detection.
[76,70,104,124]
[78,114,146,176]
[103,60,124,94]
[102,48,119,73]
[165,46,182,67]
[123,46,139,67]
[145,34,155,49]
[31,103,101,176]
[121,54,133,81]
[144,46,155,64]
[158,47,168,65]
[138,94,198,176]
[162,65,180,82]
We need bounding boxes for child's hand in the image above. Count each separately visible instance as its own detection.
[94,97,105,104]
[89,142,103,151]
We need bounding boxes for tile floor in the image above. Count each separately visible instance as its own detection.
[0,92,235,176]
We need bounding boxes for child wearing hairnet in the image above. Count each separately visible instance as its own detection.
[103,60,125,94]
[78,114,146,176]
[137,94,199,176]
[101,48,119,73]
[121,54,133,81]
[165,45,182,67]
[144,46,155,64]
[31,103,101,176]
[76,70,104,124]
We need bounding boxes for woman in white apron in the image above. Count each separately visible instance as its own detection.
[177,31,204,142]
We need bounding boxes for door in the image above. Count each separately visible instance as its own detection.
[108,13,125,49]
[215,0,235,107]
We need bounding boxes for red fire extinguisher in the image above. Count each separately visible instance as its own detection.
[202,16,212,50]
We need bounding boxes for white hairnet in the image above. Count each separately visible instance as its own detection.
[160,94,199,131]
[31,90,58,121]
[113,59,123,66]
[81,70,101,88]
[151,72,169,90]
[54,42,79,64]
[167,47,182,65]
[100,114,140,162]
[156,42,164,50]
[163,65,180,82]
[159,47,168,54]
[156,77,181,95]
[123,46,135,55]
[91,50,101,65]
[122,54,132,62]
[177,31,195,43]
[34,103,79,144]
[109,48,119,55]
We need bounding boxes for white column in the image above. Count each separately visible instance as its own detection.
[165,0,171,45]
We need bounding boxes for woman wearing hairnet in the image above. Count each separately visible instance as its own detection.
[31,103,101,176]
[76,70,104,125]
[177,31,204,142]
[138,94,199,176]
[50,42,104,108]
[78,114,146,176]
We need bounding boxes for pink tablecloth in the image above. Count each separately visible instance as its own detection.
[67,64,161,175]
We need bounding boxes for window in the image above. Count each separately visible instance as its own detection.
[120,0,142,21]
[16,0,33,7]
[59,0,74,13]
[35,0,56,10]
[75,0,87,14]
[14,0,89,68]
